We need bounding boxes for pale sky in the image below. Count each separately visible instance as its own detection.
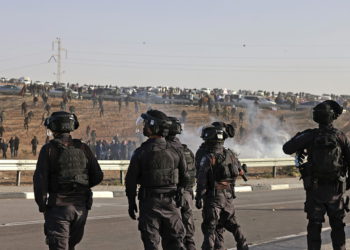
[1,0,350,95]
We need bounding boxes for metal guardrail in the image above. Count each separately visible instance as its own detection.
[0,158,295,186]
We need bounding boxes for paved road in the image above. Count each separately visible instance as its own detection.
[1,189,349,250]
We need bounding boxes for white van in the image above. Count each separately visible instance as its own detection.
[19,76,31,85]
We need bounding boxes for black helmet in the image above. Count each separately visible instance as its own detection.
[313,100,343,125]
[211,121,235,139]
[44,111,79,133]
[168,116,182,136]
[201,125,225,141]
[140,109,171,137]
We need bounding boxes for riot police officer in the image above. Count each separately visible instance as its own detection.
[125,109,189,250]
[34,111,104,250]
[195,122,249,250]
[166,116,196,250]
[283,100,350,250]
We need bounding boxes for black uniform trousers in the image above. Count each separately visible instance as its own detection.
[181,190,196,250]
[305,185,346,250]
[44,205,88,250]
[201,189,247,250]
[138,194,185,250]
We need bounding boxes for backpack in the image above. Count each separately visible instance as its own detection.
[311,129,343,181]
[50,139,89,192]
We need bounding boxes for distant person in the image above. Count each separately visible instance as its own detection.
[27,111,34,122]
[24,116,29,131]
[86,125,91,138]
[181,109,188,123]
[44,103,51,115]
[279,115,286,125]
[60,101,66,111]
[69,105,76,114]
[92,97,97,108]
[90,130,97,144]
[134,101,139,114]
[118,98,122,112]
[21,101,28,115]
[9,137,15,158]
[33,96,39,106]
[231,105,237,118]
[99,105,104,117]
[14,136,20,157]
[1,140,8,159]
[0,125,4,137]
[0,110,5,123]
[31,136,39,156]
[239,125,246,140]
[239,111,245,124]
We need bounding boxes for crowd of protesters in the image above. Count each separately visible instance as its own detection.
[87,137,137,160]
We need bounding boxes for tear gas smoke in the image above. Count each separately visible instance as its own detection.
[178,104,291,158]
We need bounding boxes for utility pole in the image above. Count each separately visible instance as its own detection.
[48,37,67,84]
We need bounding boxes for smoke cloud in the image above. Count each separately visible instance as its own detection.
[178,104,291,158]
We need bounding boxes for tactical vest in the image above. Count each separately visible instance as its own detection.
[182,144,196,187]
[311,129,344,181]
[212,148,239,182]
[49,139,89,193]
[140,143,179,187]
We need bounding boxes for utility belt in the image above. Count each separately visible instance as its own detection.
[303,175,346,193]
[215,181,232,190]
[138,188,176,200]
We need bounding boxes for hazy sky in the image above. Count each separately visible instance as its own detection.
[1,0,350,95]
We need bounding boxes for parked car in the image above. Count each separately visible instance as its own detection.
[49,87,78,98]
[237,95,276,107]
[296,101,322,110]
[0,85,22,95]
[0,77,8,83]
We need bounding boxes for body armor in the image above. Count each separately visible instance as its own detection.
[140,144,179,187]
[49,139,89,193]
[212,149,239,183]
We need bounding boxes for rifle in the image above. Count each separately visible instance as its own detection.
[239,163,248,182]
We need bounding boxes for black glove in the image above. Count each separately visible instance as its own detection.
[128,197,138,220]
[195,199,202,209]
[39,205,46,213]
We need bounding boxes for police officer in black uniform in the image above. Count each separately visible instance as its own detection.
[195,122,249,250]
[125,110,189,250]
[166,116,196,250]
[34,111,104,250]
[283,100,350,250]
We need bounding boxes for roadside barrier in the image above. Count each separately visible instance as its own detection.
[0,158,295,186]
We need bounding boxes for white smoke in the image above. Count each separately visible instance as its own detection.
[177,104,291,158]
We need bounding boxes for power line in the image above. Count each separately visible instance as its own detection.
[64,61,350,73]
[68,57,350,69]
[0,52,48,62]
[69,50,350,60]
[0,62,47,73]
